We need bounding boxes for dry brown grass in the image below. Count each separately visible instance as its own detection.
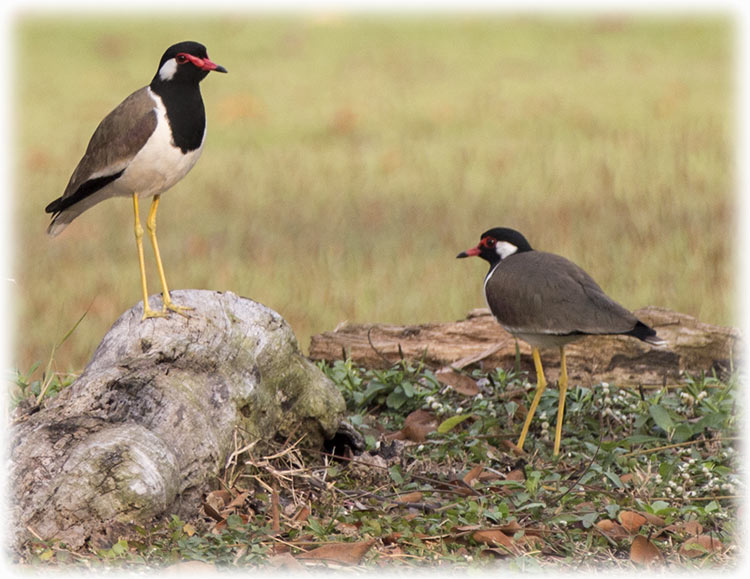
[13,13,735,373]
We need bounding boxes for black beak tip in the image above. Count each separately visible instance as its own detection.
[215,65,228,73]
[456,251,468,259]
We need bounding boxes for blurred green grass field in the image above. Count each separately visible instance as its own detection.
[13,13,734,374]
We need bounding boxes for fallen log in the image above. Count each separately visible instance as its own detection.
[11,290,345,550]
[309,306,741,386]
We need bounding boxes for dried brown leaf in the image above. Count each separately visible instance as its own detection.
[207,489,232,506]
[664,520,703,536]
[596,520,629,541]
[212,519,227,533]
[499,521,522,535]
[462,464,484,485]
[448,479,480,497]
[385,430,406,441]
[679,534,723,558]
[297,540,376,565]
[395,491,423,503]
[505,468,525,481]
[639,511,667,527]
[619,510,647,534]
[401,423,435,442]
[267,552,306,571]
[630,535,662,566]
[472,529,514,549]
[203,489,231,520]
[225,491,249,510]
[436,369,480,396]
[454,524,481,532]
[293,505,311,523]
[203,502,224,522]
[388,409,438,442]
[574,501,596,512]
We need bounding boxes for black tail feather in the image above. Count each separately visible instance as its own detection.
[627,320,666,346]
[45,170,125,215]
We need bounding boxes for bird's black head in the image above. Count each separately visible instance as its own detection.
[152,41,227,86]
[456,227,534,266]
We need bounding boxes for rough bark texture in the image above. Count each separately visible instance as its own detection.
[11,290,345,550]
[309,306,741,386]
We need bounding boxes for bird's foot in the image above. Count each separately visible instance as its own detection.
[162,300,194,318]
[141,306,169,321]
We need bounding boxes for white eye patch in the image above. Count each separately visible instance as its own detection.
[158,58,178,81]
[495,241,518,259]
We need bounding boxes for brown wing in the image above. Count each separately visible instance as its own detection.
[59,86,158,202]
[485,251,638,336]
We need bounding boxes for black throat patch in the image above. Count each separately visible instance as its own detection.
[151,83,206,154]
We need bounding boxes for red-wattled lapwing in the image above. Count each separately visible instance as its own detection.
[457,227,665,455]
[45,41,227,320]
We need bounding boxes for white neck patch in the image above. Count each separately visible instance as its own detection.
[495,241,518,259]
[158,58,178,81]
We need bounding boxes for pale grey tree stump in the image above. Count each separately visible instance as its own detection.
[11,290,345,549]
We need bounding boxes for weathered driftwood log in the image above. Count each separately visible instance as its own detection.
[309,306,741,386]
[11,290,345,549]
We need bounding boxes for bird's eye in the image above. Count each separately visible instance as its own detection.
[482,237,497,248]
[176,54,188,64]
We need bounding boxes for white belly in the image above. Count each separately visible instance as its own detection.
[505,328,584,350]
[113,91,204,198]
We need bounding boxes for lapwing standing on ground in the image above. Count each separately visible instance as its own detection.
[45,41,227,320]
[457,227,665,456]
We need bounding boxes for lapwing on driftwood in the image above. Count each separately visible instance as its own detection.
[458,227,665,455]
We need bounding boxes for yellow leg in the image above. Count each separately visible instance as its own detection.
[146,195,193,317]
[553,346,569,456]
[516,347,547,452]
[133,194,165,320]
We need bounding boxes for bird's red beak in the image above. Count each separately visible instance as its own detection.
[183,53,228,73]
[456,246,481,259]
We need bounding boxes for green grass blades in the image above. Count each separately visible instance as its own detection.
[17,363,738,569]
